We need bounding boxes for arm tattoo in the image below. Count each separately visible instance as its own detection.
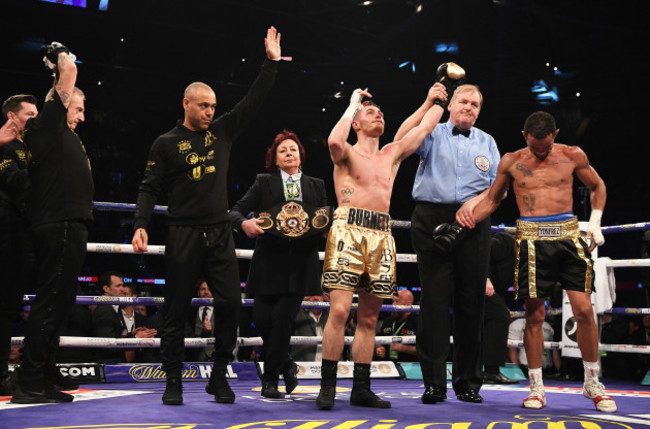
[516,163,534,177]
[60,92,70,105]
[522,194,536,213]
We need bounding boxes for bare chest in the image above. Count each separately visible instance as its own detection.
[511,158,574,190]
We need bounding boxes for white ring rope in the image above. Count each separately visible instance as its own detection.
[11,335,649,355]
[87,242,650,269]
[34,203,646,360]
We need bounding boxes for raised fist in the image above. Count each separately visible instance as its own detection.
[41,41,76,71]
[433,62,465,107]
[343,88,371,120]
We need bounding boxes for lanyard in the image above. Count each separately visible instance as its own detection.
[392,319,407,336]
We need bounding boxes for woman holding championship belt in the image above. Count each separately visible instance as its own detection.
[229,130,328,398]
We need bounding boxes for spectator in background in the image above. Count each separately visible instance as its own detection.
[121,283,157,362]
[92,271,156,363]
[187,281,215,362]
[601,315,648,380]
[292,295,329,362]
[375,289,418,362]
[508,308,560,377]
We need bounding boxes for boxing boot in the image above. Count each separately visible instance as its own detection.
[349,363,391,408]
[316,359,337,410]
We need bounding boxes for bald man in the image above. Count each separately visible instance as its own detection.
[375,289,418,362]
[132,26,282,406]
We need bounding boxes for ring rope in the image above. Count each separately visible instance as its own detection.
[11,335,648,355]
[20,295,649,318]
[87,242,650,271]
[50,202,647,360]
[91,201,650,233]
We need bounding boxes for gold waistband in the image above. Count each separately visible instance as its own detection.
[516,217,581,241]
[333,206,391,232]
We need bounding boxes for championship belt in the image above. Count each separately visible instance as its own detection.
[253,201,333,239]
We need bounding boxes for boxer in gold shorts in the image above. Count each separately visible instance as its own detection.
[316,85,447,410]
[322,206,397,300]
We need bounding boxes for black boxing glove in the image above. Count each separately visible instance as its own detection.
[41,41,76,71]
[431,222,469,254]
[433,62,465,107]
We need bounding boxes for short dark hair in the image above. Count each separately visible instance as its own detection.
[123,283,137,296]
[2,94,37,120]
[523,111,556,139]
[265,129,307,173]
[98,270,124,293]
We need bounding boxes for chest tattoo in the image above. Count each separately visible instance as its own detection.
[516,163,534,177]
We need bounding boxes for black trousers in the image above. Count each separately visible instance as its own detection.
[0,222,34,378]
[19,221,87,387]
[483,292,511,367]
[411,203,489,394]
[253,293,303,381]
[160,224,241,374]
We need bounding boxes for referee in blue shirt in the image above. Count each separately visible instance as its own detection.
[397,83,500,404]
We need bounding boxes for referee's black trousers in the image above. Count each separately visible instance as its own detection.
[411,203,489,394]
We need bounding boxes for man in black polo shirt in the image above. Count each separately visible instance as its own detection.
[10,42,93,404]
[131,26,283,406]
[0,94,38,395]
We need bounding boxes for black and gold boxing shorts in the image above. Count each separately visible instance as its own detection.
[321,207,397,300]
[514,217,594,300]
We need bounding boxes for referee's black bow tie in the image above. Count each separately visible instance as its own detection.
[452,126,470,138]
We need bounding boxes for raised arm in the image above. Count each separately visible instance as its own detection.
[571,147,607,249]
[394,84,445,141]
[264,26,282,60]
[42,42,78,108]
[222,27,280,139]
[390,83,446,162]
[394,62,464,141]
[328,88,369,164]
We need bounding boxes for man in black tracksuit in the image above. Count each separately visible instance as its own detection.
[0,94,37,396]
[132,26,283,406]
[10,43,93,404]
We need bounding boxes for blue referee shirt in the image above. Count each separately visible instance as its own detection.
[412,121,501,204]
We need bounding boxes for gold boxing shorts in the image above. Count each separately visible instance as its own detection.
[321,206,397,300]
[514,217,594,300]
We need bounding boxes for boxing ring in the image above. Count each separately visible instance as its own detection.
[2,202,650,429]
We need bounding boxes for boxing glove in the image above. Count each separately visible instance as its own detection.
[431,222,469,254]
[433,62,465,107]
[41,42,76,71]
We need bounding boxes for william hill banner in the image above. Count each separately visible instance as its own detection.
[103,362,258,383]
